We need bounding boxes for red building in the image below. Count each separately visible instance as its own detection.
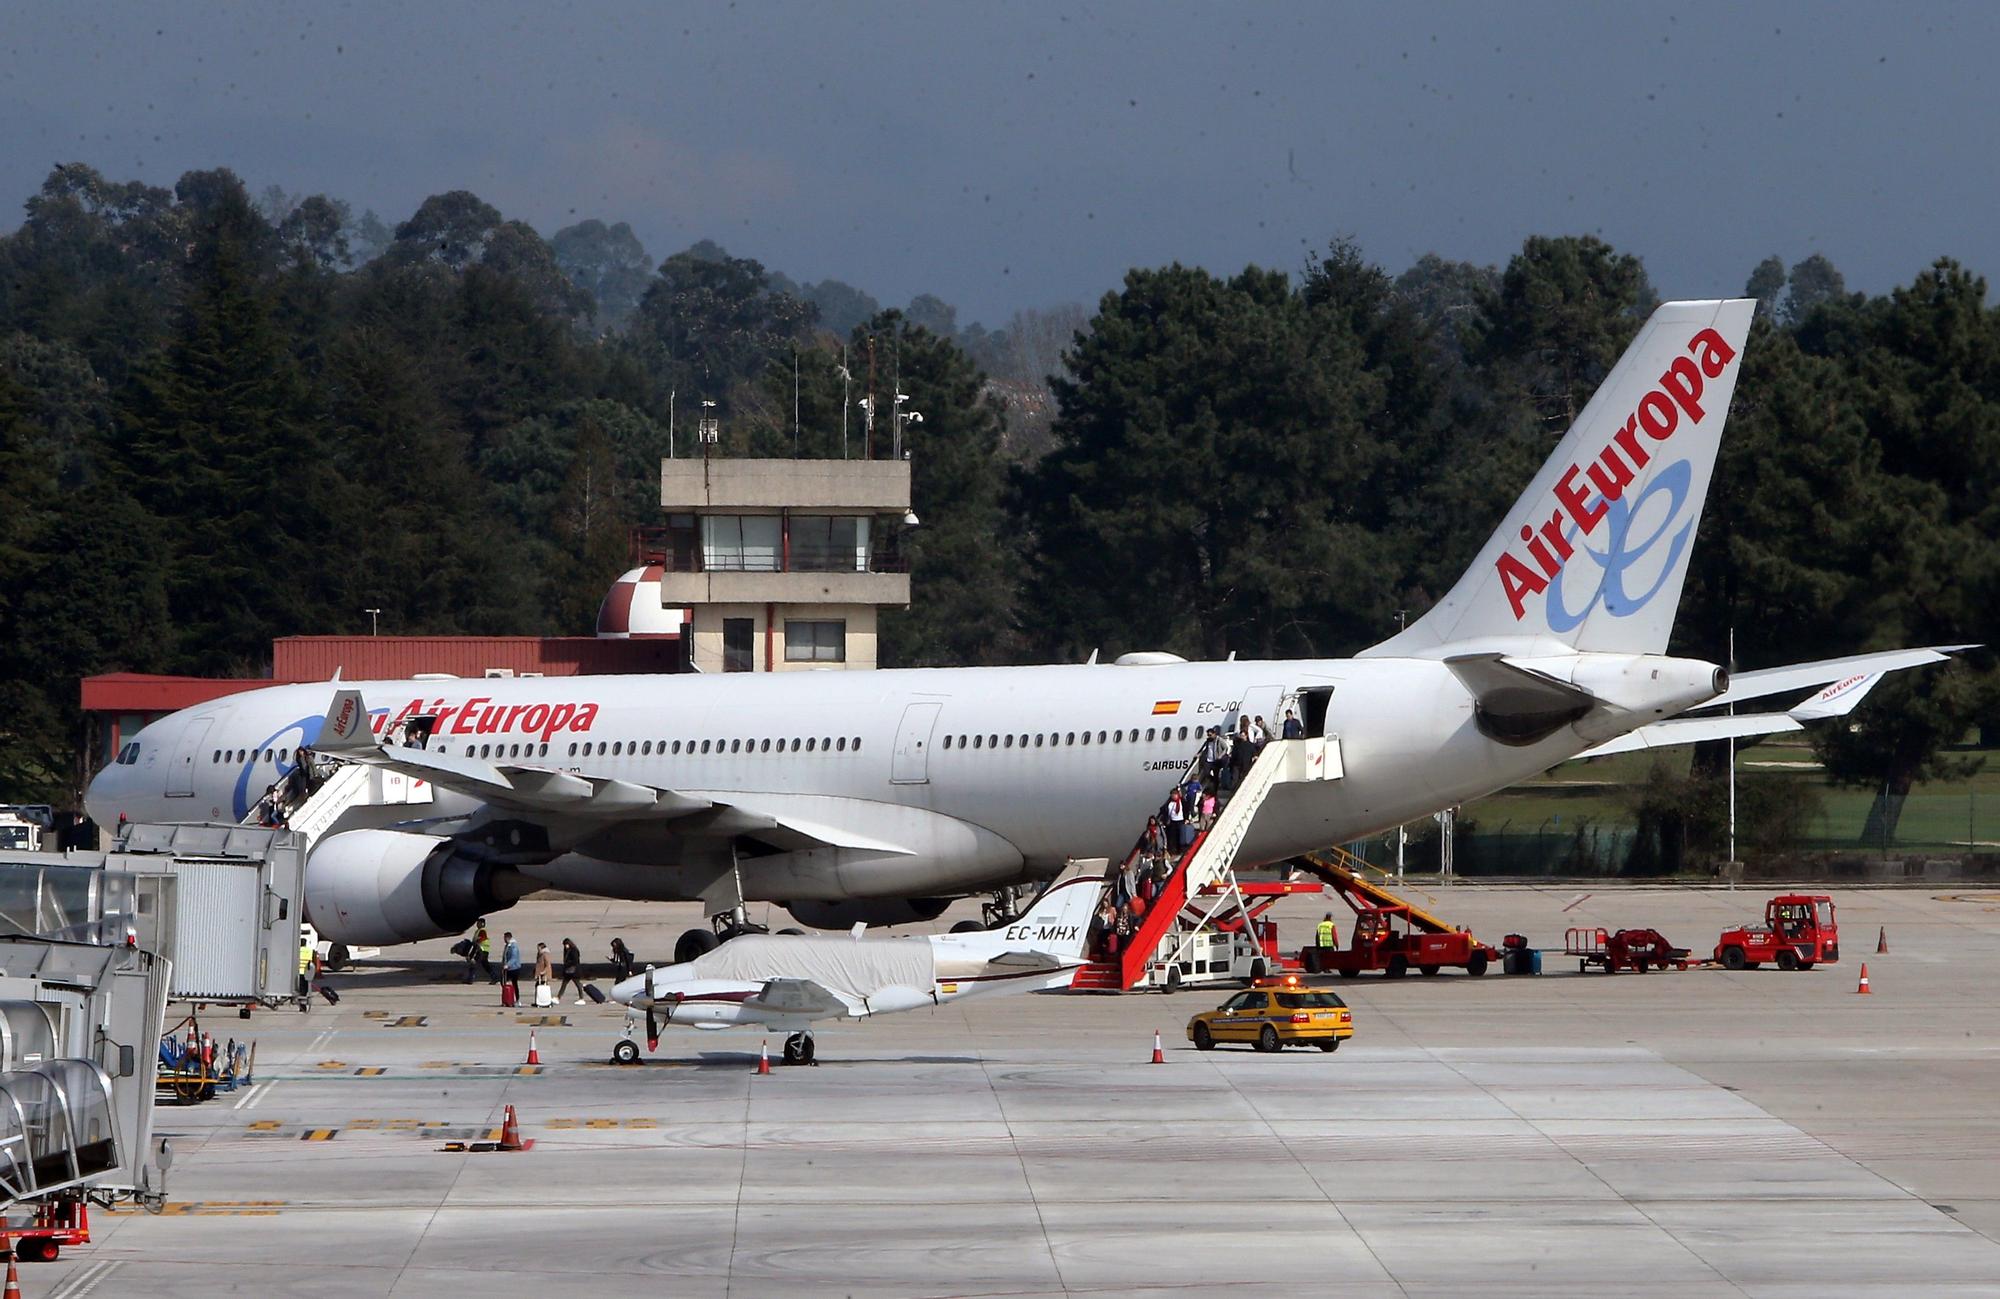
[81,615,684,779]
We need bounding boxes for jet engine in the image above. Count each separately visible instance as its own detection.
[784,897,951,930]
[305,829,536,946]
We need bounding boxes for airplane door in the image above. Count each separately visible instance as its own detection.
[167,716,214,798]
[890,702,943,785]
[1234,685,1286,732]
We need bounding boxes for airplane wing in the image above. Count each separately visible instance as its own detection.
[1707,646,1972,710]
[748,977,858,1019]
[1577,671,1888,759]
[311,689,911,855]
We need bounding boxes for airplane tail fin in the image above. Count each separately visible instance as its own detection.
[1364,298,1756,659]
[934,870,1105,968]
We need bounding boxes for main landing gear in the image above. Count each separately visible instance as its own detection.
[675,906,773,965]
[782,1032,817,1066]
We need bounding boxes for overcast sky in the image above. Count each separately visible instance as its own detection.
[5,2,1993,324]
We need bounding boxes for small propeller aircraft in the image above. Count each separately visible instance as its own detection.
[608,869,1105,1064]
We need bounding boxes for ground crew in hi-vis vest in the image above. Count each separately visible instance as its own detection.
[1317,913,1337,948]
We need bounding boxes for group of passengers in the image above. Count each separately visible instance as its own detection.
[1086,708,1306,961]
[252,745,326,827]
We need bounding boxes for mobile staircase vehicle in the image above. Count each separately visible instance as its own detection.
[1069,733,1341,993]
[1284,846,1501,977]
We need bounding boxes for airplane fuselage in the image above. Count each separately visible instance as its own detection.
[87,652,1716,914]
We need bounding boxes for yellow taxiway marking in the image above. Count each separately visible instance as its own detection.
[109,1200,285,1217]
[542,1118,659,1129]
[300,1128,339,1142]
[516,1014,571,1027]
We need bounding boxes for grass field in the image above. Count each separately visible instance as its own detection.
[1376,737,2000,871]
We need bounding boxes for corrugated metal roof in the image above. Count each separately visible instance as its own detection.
[272,636,682,681]
[80,675,280,712]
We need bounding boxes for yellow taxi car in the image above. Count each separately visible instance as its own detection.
[1186,977,1354,1053]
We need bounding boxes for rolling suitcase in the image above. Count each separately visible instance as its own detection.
[534,982,554,1008]
[500,980,518,1007]
[318,985,340,1005]
[583,984,607,1005]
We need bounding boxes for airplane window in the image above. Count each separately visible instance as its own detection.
[1004,735,1013,748]
[697,740,708,753]
[1112,731,1122,743]
[805,738,816,752]
[838,737,848,752]
[1034,734,1044,747]
[611,742,621,756]
[852,737,861,751]
[670,741,680,754]
[639,741,650,756]
[989,734,998,748]
[567,743,577,757]
[1098,730,1107,743]
[477,744,489,757]
[941,735,951,750]
[514,744,523,757]
[212,750,221,763]
[1079,732,1090,746]
[1146,728,1156,741]
[972,735,983,749]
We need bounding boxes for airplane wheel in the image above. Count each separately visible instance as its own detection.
[612,1039,641,1065]
[783,1033,815,1065]
[1193,1023,1214,1051]
[675,928,720,964]
[325,943,351,972]
[1256,1025,1281,1053]
[950,920,983,933]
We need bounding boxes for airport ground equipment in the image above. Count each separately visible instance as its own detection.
[1286,846,1501,977]
[1564,927,1691,973]
[1069,733,1343,992]
[0,1195,89,1260]
[155,1010,255,1105]
[1715,894,1839,970]
[1185,976,1354,1052]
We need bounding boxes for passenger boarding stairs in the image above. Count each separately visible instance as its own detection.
[241,761,431,852]
[1070,733,1343,991]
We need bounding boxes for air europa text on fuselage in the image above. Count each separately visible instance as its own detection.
[371,696,602,743]
[1498,327,1739,620]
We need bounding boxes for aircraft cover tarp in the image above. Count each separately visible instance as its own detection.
[687,934,936,1003]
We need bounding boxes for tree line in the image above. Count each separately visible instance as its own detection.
[0,163,1992,843]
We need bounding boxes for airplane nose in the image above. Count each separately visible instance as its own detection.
[609,973,645,1006]
[84,763,119,831]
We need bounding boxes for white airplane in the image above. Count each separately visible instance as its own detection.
[84,298,1964,961]
[608,869,1103,1065]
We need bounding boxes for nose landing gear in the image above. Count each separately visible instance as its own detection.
[782,1032,817,1066]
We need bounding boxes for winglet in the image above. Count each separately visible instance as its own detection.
[319,688,375,753]
[1789,671,1884,721]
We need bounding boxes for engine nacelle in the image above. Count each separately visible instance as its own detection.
[784,896,951,930]
[305,829,532,946]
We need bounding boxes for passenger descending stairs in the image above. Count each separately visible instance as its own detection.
[241,761,429,853]
[1070,735,1343,991]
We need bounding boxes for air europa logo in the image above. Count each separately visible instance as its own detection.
[370,696,601,743]
[1499,327,1739,621]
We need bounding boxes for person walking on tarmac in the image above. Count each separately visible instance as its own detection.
[501,931,522,1000]
[1316,912,1338,951]
[533,942,553,1006]
[298,934,316,1010]
[557,937,585,1004]
[473,919,496,983]
[609,937,635,983]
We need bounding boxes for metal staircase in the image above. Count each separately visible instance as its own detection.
[241,761,431,852]
[1070,735,1343,991]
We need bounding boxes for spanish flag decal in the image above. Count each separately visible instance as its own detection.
[1152,700,1181,715]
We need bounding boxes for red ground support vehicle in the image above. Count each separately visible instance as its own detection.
[1564,927,1691,973]
[1,1197,90,1262]
[1715,894,1839,971]
[1291,850,1500,978]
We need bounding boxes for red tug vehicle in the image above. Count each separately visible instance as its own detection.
[1715,894,1839,971]
[1291,849,1501,978]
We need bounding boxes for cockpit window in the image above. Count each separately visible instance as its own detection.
[117,742,141,765]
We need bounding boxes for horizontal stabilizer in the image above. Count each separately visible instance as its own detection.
[1708,646,1971,710]
[1577,713,1804,759]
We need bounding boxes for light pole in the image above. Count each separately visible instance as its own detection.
[364,608,381,637]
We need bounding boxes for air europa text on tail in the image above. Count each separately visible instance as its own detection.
[1498,328,1738,620]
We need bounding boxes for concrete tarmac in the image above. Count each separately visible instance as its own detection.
[37,883,2000,1297]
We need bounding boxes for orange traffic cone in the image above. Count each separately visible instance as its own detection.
[3,1249,18,1299]
[755,1040,772,1075]
[1151,1029,1165,1064]
[498,1103,532,1152]
[1877,926,1888,954]
[525,1029,541,1065]
[1856,963,1872,995]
